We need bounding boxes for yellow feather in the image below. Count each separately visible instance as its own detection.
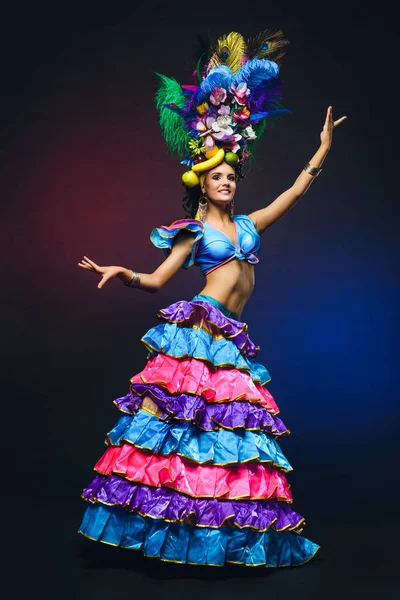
[208,32,246,74]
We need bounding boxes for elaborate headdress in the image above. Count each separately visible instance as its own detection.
[155,30,290,188]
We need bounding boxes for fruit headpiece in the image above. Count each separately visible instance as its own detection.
[155,30,290,187]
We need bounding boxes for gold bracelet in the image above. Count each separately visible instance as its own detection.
[124,270,141,287]
[303,162,322,177]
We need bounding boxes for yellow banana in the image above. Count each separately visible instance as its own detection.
[192,148,225,173]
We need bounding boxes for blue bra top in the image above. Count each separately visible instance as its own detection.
[150,214,261,276]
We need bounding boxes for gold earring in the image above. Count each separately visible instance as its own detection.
[195,196,208,222]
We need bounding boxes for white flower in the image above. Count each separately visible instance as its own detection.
[212,115,234,140]
[242,125,257,140]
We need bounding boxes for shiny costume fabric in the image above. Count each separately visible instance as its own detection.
[150,215,260,276]
[78,295,320,567]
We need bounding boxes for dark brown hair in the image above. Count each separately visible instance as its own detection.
[182,162,245,218]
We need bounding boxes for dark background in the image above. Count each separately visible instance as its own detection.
[1,1,398,598]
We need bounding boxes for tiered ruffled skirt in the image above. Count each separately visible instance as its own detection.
[78,297,320,567]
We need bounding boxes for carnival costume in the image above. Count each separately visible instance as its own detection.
[78,30,320,568]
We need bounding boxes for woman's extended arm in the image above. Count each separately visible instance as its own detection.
[248,106,347,234]
[78,230,196,292]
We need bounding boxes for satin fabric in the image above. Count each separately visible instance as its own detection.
[115,382,289,436]
[190,294,240,321]
[94,445,293,501]
[159,297,257,355]
[141,322,270,383]
[150,215,260,276]
[79,505,319,567]
[131,354,277,411]
[199,215,260,275]
[83,475,305,532]
[78,297,320,567]
[150,219,204,270]
[105,409,293,470]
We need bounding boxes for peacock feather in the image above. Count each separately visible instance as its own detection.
[246,29,289,65]
[207,31,247,75]
[154,29,290,171]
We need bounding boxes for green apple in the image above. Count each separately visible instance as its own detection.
[224,152,239,166]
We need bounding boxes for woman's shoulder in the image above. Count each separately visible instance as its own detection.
[234,214,258,232]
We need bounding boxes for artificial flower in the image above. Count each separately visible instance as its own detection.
[194,114,216,132]
[234,106,250,122]
[212,115,235,140]
[230,82,251,106]
[209,87,227,106]
[224,133,242,153]
[188,138,205,155]
[242,125,257,140]
[218,104,230,116]
[196,102,209,115]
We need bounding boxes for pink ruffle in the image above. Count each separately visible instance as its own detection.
[131,354,280,414]
[94,445,292,502]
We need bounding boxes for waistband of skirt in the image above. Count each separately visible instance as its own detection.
[191,294,240,321]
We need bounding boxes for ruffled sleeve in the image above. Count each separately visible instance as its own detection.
[150,219,204,269]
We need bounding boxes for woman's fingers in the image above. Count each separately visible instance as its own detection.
[98,274,111,289]
[333,116,347,127]
[78,260,94,269]
[83,256,100,270]
[78,256,101,272]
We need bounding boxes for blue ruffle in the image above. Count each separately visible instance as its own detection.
[79,504,320,567]
[141,323,271,384]
[106,409,292,471]
[150,219,204,269]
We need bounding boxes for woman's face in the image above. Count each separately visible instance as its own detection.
[202,162,236,205]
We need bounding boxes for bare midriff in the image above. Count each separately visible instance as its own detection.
[199,258,255,320]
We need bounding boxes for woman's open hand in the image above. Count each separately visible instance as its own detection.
[320,106,347,149]
[78,256,122,289]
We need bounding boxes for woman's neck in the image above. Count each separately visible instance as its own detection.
[204,202,232,225]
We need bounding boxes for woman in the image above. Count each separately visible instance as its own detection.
[77,31,346,568]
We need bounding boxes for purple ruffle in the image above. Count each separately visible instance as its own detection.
[158,300,260,358]
[115,383,289,438]
[82,474,305,533]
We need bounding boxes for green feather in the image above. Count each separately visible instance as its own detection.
[155,73,188,156]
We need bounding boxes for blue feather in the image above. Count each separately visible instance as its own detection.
[249,108,291,123]
[196,66,233,101]
[249,111,270,122]
[232,58,280,88]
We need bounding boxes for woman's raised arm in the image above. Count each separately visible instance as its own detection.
[78,230,196,293]
[248,106,347,234]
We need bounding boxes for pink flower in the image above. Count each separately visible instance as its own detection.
[234,106,250,122]
[210,87,227,106]
[230,82,250,106]
[218,104,230,116]
[193,114,216,132]
[224,133,242,154]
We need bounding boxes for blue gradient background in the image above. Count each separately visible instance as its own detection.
[1,2,398,598]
